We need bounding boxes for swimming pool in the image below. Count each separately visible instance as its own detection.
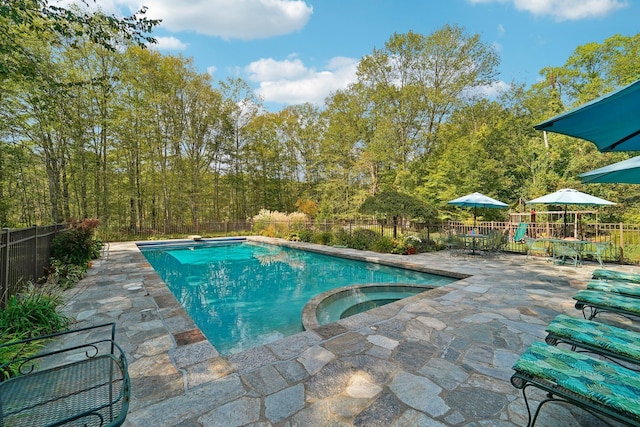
[139,240,457,355]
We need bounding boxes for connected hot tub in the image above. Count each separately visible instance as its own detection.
[302,283,435,330]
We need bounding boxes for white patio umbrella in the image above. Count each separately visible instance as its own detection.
[447,192,509,228]
[526,188,615,237]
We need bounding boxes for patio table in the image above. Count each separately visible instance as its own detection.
[537,238,590,266]
[461,234,488,255]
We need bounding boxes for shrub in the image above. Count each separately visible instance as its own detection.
[349,229,379,251]
[251,209,308,238]
[371,236,395,253]
[0,284,70,379]
[331,228,351,247]
[0,285,70,339]
[313,231,333,245]
[51,219,102,266]
[46,259,87,289]
[298,228,314,242]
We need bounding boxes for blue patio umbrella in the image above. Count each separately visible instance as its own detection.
[534,79,640,152]
[447,192,508,228]
[579,155,640,184]
[526,188,615,237]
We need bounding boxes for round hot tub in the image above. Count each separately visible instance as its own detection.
[302,283,434,330]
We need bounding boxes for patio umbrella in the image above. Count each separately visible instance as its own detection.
[447,192,508,228]
[534,79,640,152]
[526,188,615,237]
[579,155,640,184]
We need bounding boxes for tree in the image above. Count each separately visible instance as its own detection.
[342,26,500,195]
[359,190,435,238]
[0,0,159,86]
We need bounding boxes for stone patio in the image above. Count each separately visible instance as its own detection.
[58,237,639,426]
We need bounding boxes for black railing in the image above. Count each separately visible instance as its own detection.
[0,224,67,307]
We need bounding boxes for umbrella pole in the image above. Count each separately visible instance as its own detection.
[473,206,477,230]
[563,206,567,238]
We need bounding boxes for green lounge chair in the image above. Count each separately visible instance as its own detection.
[545,314,640,368]
[511,341,640,427]
[513,222,528,243]
[593,268,640,284]
[573,289,640,320]
[587,279,640,298]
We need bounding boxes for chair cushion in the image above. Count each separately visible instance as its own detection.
[587,280,640,298]
[573,289,640,316]
[593,269,640,284]
[512,342,640,422]
[546,314,640,361]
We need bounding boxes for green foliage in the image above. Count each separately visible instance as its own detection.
[0,285,70,339]
[297,229,314,242]
[46,259,87,289]
[313,231,334,245]
[391,239,409,255]
[371,236,395,253]
[359,190,436,221]
[0,284,70,379]
[331,228,352,247]
[349,229,379,251]
[51,219,102,266]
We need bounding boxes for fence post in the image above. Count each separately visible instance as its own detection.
[619,223,624,264]
[2,227,9,307]
[34,225,39,280]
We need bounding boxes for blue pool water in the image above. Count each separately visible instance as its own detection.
[139,240,456,355]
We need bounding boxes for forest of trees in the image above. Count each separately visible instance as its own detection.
[2,2,640,233]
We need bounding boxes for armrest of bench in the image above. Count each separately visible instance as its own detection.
[0,323,130,427]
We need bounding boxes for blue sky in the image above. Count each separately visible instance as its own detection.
[78,0,637,109]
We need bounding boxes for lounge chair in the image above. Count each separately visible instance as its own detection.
[593,268,640,284]
[587,279,640,298]
[545,314,640,369]
[511,341,640,427]
[512,222,528,243]
[573,289,640,320]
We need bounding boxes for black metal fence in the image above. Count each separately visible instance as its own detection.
[4,218,637,307]
[0,224,67,307]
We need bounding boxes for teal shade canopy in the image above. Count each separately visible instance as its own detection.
[526,188,615,206]
[448,192,508,228]
[447,192,508,209]
[534,79,640,152]
[579,155,640,184]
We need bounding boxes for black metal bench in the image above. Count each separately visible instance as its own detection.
[0,323,130,427]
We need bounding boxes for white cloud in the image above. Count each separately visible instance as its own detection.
[497,24,505,36]
[471,80,511,98]
[206,66,217,77]
[115,0,313,40]
[468,0,628,20]
[244,56,359,106]
[153,36,188,50]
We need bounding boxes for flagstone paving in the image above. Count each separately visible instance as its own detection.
[58,237,640,426]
